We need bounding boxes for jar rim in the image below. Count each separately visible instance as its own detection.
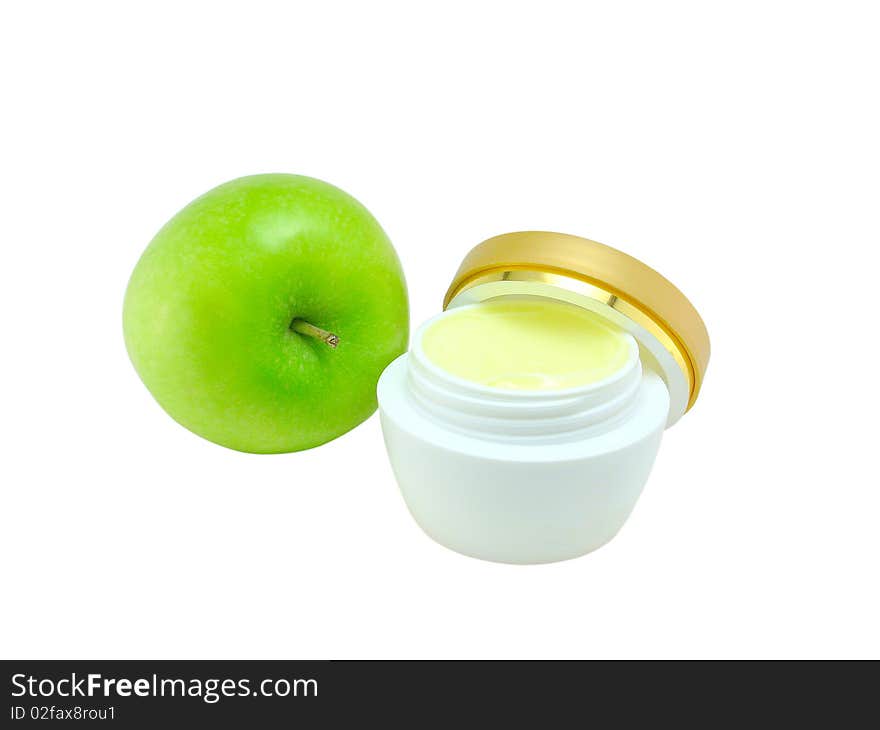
[411,300,640,400]
[407,301,644,442]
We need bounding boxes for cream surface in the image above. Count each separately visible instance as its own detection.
[421,298,632,390]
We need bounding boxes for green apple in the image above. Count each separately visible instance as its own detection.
[123,174,409,453]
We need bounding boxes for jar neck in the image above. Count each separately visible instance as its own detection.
[407,314,642,444]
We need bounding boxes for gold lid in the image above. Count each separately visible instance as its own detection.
[444,231,710,414]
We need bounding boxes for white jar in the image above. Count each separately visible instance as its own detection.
[377,232,710,564]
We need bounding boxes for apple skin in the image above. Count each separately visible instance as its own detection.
[123,174,409,453]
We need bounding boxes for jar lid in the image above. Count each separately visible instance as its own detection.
[443,231,710,426]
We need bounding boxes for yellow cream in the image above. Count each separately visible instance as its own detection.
[421,298,632,391]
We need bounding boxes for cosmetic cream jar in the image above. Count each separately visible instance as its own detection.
[377,232,710,564]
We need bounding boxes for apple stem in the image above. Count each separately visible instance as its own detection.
[290,318,340,348]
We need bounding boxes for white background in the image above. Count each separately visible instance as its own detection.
[2,1,878,659]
